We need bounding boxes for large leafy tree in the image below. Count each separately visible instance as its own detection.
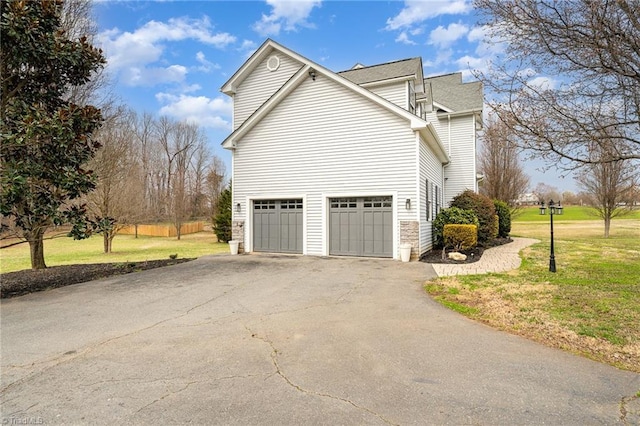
[0,0,106,269]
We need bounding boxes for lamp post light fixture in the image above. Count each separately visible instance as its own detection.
[539,199,558,272]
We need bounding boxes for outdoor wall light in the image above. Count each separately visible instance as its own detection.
[308,70,317,81]
[236,203,241,213]
[405,198,411,210]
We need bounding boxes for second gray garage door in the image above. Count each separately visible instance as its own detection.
[253,199,303,253]
[329,197,392,257]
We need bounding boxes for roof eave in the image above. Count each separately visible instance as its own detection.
[413,122,450,164]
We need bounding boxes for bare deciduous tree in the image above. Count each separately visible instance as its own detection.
[533,183,561,205]
[205,156,227,218]
[474,0,640,169]
[87,107,145,252]
[478,117,530,205]
[575,142,638,237]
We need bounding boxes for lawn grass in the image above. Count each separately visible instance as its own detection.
[426,218,640,372]
[512,205,640,222]
[0,232,229,273]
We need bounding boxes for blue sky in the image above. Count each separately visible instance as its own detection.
[94,0,574,192]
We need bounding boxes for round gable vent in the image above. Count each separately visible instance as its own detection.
[266,55,280,72]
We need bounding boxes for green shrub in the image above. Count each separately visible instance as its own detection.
[443,224,478,250]
[433,207,479,247]
[450,190,497,243]
[493,200,511,238]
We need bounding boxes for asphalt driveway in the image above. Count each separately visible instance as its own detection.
[2,255,639,425]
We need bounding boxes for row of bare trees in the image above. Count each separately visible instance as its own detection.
[87,108,226,252]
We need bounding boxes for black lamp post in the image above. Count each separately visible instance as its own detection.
[539,199,557,272]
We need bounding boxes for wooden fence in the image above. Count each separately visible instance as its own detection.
[118,222,204,237]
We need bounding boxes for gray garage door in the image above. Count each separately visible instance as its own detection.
[253,199,303,253]
[329,197,392,257]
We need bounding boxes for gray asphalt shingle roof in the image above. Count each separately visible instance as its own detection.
[338,58,421,85]
[337,57,482,113]
[424,73,483,112]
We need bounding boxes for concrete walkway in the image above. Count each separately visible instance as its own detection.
[430,237,539,277]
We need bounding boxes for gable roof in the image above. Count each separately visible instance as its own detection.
[220,39,449,164]
[338,58,423,88]
[423,73,483,113]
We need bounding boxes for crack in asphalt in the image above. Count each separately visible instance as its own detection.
[620,391,640,425]
[132,373,266,415]
[0,281,254,395]
[245,325,398,426]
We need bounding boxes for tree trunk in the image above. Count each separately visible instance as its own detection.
[28,230,47,269]
[108,232,116,253]
[103,232,110,253]
[604,216,611,238]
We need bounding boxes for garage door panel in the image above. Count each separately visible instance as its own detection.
[254,199,303,253]
[330,197,392,258]
[331,210,360,255]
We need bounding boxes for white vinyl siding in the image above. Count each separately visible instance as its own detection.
[233,54,303,129]
[369,82,408,110]
[425,111,478,205]
[419,136,444,254]
[233,75,417,258]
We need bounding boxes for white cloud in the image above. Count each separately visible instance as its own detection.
[240,39,257,50]
[528,76,558,90]
[467,25,486,43]
[156,93,233,130]
[121,65,188,87]
[385,0,471,30]
[456,54,487,70]
[194,51,220,73]
[253,0,322,36]
[428,22,469,48]
[97,16,236,86]
[395,31,417,45]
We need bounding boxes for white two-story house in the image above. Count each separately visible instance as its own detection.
[221,39,482,260]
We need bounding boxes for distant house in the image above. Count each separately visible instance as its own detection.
[220,39,482,260]
[516,193,540,206]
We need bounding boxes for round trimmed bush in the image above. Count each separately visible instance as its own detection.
[450,190,497,244]
[493,200,511,238]
[433,206,479,248]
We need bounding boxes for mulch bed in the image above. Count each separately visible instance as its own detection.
[1,259,193,299]
[420,237,513,264]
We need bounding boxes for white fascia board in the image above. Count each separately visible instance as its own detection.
[432,101,454,113]
[221,39,275,95]
[415,123,449,165]
[221,64,311,149]
[436,108,483,118]
[359,75,415,88]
